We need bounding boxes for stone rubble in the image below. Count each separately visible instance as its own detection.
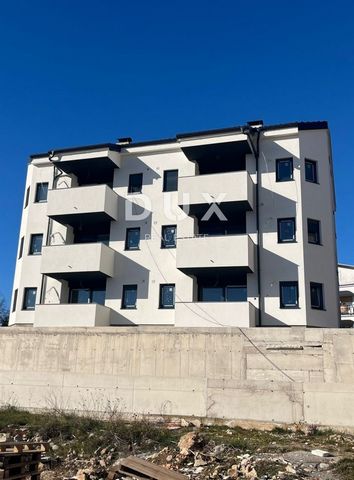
[0,422,352,479]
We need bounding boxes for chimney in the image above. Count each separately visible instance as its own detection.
[117,137,133,145]
[247,120,264,128]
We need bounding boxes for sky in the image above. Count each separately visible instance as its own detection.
[0,0,354,306]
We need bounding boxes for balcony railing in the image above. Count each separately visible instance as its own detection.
[178,171,255,210]
[35,303,112,327]
[41,243,115,279]
[175,301,257,327]
[176,234,255,272]
[47,184,118,225]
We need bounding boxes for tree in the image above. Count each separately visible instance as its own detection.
[0,297,9,327]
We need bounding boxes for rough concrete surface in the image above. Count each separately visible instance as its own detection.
[1,327,354,429]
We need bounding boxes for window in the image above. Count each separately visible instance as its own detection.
[70,288,106,305]
[12,289,18,312]
[200,286,247,302]
[159,284,175,308]
[24,187,30,208]
[125,228,140,250]
[29,234,43,255]
[277,218,296,243]
[305,159,318,183]
[122,285,137,309]
[163,170,178,192]
[128,173,143,194]
[308,219,321,245]
[310,282,324,310]
[22,287,37,310]
[18,237,24,259]
[279,281,298,308]
[35,182,49,202]
[226,286,247,302]
[276,158,293,182]
[161,225,176,248]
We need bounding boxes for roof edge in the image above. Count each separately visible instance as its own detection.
[30,142,121,160]
[29,121,329,161]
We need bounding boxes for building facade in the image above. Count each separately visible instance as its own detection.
[9,121,340,328]
[338,264,354,326]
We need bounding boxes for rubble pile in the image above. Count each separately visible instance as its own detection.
[0,412,354,479]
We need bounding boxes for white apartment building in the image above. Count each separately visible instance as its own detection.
[9,120,340,328]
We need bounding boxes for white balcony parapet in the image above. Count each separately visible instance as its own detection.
[34,303,111,327]
[41,243,115,279]
[178,171,255,209]
[175,301,257,327]
[47,184,118,224]
[176,234,255,272]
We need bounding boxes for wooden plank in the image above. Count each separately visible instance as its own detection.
[113,456,188,480]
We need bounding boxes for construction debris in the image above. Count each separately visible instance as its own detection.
[0,441,48,480]
[108,456,187,479]
[1,408,354,479]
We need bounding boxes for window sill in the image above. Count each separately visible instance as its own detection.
[279,306,300,309]
[311,307,326,311]
[127,192,142,195]
[121,306,137,310]
[308,242,322,246]
[124,248,140,251]
[159,306,175,309]
[278,240,297,244]
[305,180,320,185]
[276,178,295,183]
[161,246,176,249]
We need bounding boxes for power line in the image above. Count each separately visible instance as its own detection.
[144,228,295,382]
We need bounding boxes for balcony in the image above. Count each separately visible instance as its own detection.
[51,144,120,184]
[34,303,112,327]
[41,243,115,280]
[176,235,255,272]
[178,171,255,210]
[47,185,119,226]
[175,301,257,327]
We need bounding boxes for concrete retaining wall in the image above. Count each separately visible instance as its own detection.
[1,327,354,429]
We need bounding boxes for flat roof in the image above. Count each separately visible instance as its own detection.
[29,120,328,160]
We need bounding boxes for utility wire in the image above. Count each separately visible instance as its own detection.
[144,227,295,382]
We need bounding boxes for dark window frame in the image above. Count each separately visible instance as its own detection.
[34,182,49,203]
[161,225,177,249]
[279,281,299,309]
[276,158,294,182]
[18,237,24,259]
[163,169,178,192]
[159,284,175,309]
[29,233,43,255]
[277,217,296,243]
[125,227,141,251]
[22,287,37,311]
[12,289,18,313]
[310,282,324,310]
[69,287,106,305]
[307,218,321,245]
[24,187,30,208]
[121,284,138,309]
[128,173,143,194]
[199,285,247,302]
[305,159,318,184]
